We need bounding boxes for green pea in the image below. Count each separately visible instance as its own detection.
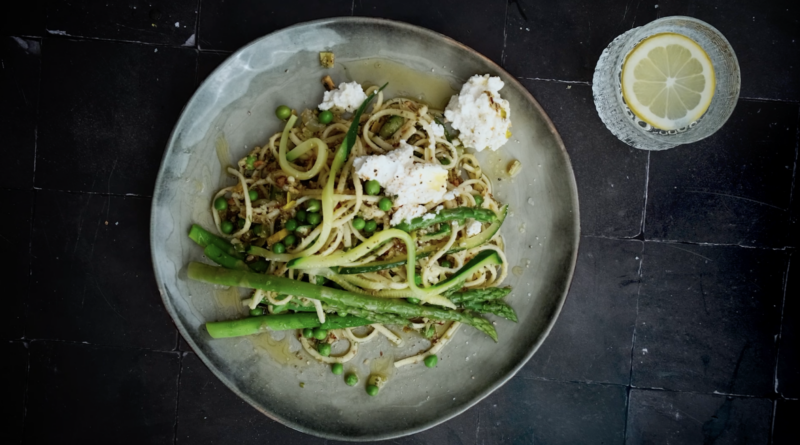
[473,194,484,206]
[440,260,452,268]
[221,221,234,234]
[283,234,296,245]
[414,274,422,286]
[424,354,438,368]
[237,218,246,228]
[345,373,358,386]
[296,209,307,223]
[352,217,366,230]
[365,180,381,196]
[276,105,292,120]
[284,219,297,232]
[248,189,258,201]
[318,343,331,357]
[307,212,322,225]
[249,307,264,316]
[302,328,314,338]
[272,242,286,254]
[251,224,263,236]
[407,297,421,304]
[331,363,344,375]
[364,220,377,232]
[318,110,333,124]
[378,197,392,211]
[245,156,256,170]
[214,197,228,211]
[366,384,379,396]
[306,199,321,213]
[313,328,328,340]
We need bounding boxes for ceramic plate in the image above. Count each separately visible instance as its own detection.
[150,17,579,441]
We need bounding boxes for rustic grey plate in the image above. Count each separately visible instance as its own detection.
[150,17,579,441]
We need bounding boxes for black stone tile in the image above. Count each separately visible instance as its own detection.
[353,0,506,65]
[521,80,648,237]
[777,256,799,398]
[177,352,325,445]
[632,242,786,396]
[774,400,800,445]
[504,0,657,81]
[24,341,179,444]
[3,1,45,37]
[28,190,177,350]
[645,100,798,248]
[626,389,772,444]
[520,237,641,384]
[476,377,627,444]
[1,37,39,190]
[658,0,800,101]
[45,0,198,46]
[196,50,229,86]
[1,341,28,445]
[1,191,32,340]
[198,0,351,52]
[36,38,196,195]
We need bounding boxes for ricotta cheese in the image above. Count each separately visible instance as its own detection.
[353,142,449,225]
[466,220,483,237]
[319,81,368,113]
[430,122,446,138]
[444,74,511,152]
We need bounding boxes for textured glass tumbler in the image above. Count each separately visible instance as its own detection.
[592,16,740,151]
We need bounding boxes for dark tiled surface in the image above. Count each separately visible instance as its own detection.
[2,191,31,341]
[24,341,179,444]
[177,352,325,445]
[658,0,800,101]
[521,80,649,237]
[633,242,787,396]
[626,389,772,444]
[503,0,657,81]
[1,37,39,190]
[36,38,196,196]
[198,0,351,51]
[520,236,641,384]
[45,0,199,46]
[353,0,507,65]
[645,100,798,248]
[477,377,628,444]
[777,256,799,398]
[4,1,800,443]
[774,400,800,445]
[1,341,27,445]
[28,190,177,350]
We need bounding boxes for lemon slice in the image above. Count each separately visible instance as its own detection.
[621,33,715,130]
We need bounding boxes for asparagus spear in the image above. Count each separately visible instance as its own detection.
[188,262,498,341]
[206,313,372,338]
[189,224,244,259]
[268,300,409,325]
[204,244,251,271]
[460,300,517,322]
[448,287,512,305]
[394,207,498,232]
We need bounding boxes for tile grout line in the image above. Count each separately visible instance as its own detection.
[622,386,632,444]
[787,106,800,218]
[41,31,197,50]
[772,254,792,401]
[351,0,355,16]
[622,243,645,443]
[517,76,592,86]
[583,235,797,252]
[194,0,202,51]
[173,352,184,445]
[769,399,777,445]
[500,0,509,67]
[640,151,650,238]
[21,337,180,356]
[31,186,152,199]
[20,340,30,444]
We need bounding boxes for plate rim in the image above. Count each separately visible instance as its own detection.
[150,16,581,441]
